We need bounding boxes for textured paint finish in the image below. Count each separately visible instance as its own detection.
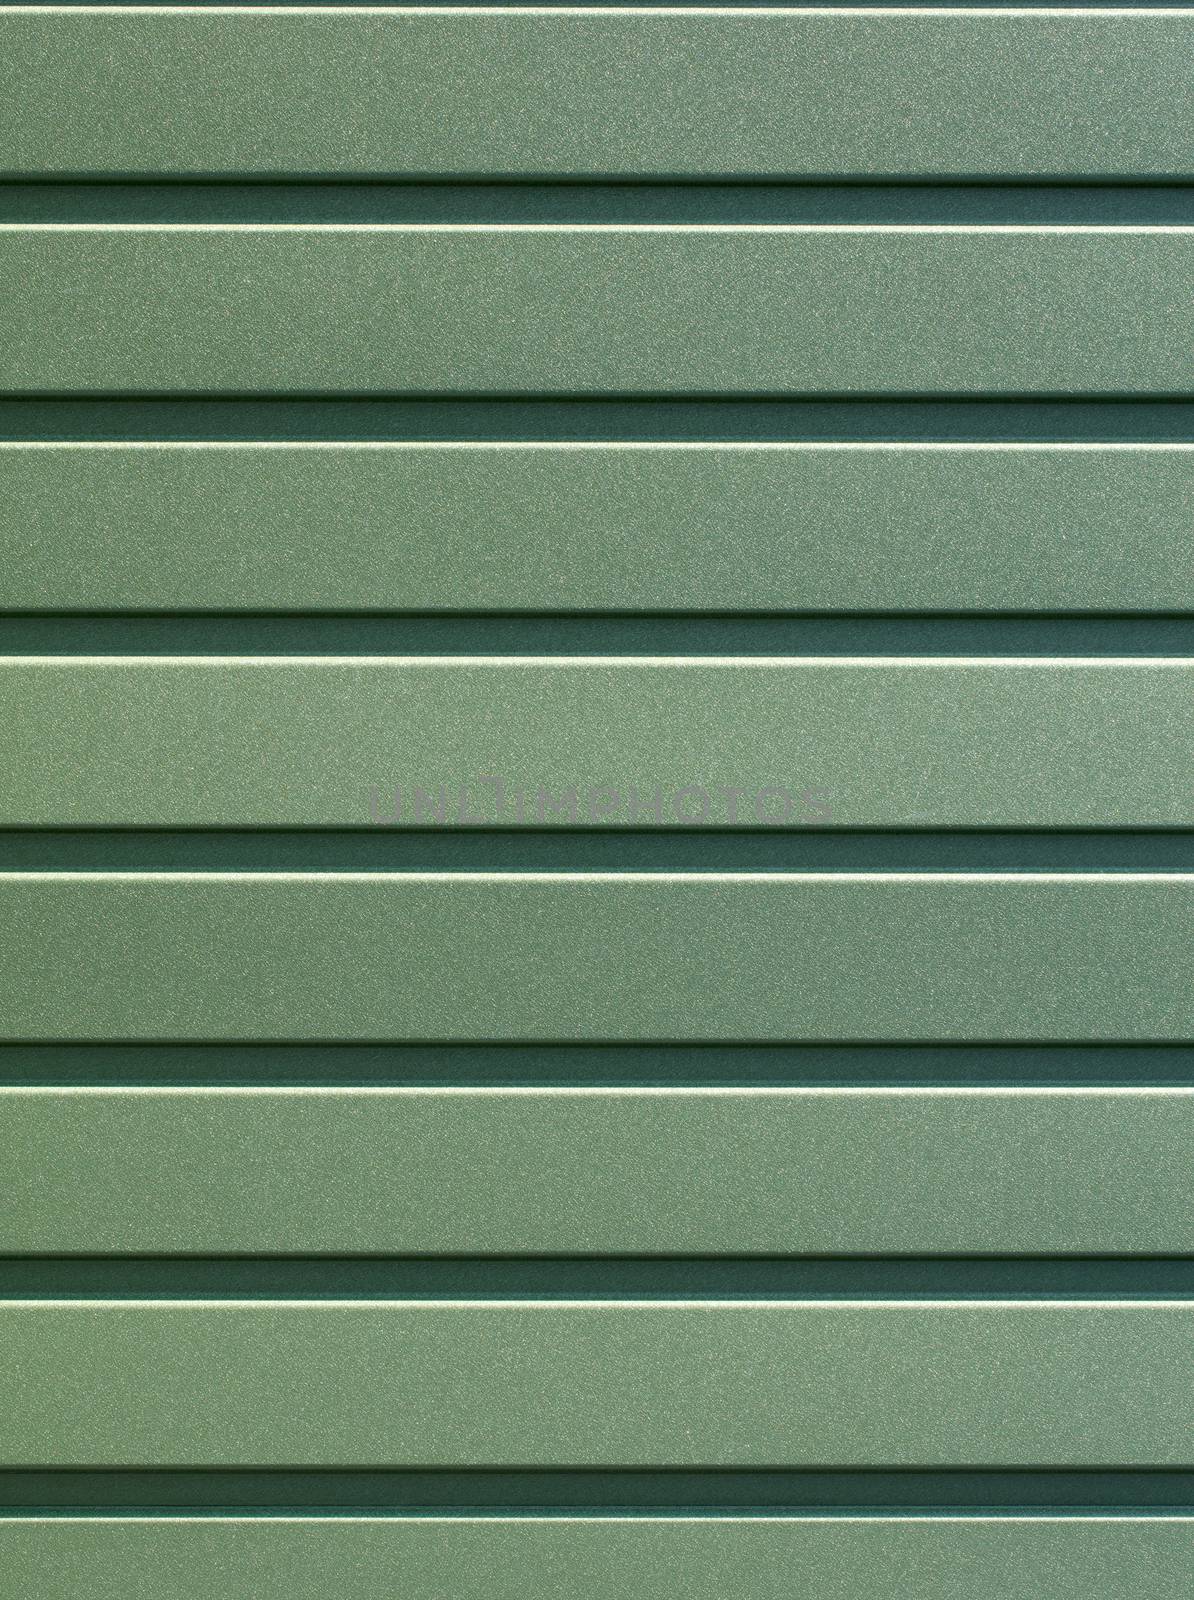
[4,1088,1194,1256]
[2,659,1193,827]
[2,11,1193,179]
[4,442,1194,613]
[5,227,1194,395]
[5,1302,1194,1465]
[6,0,1191,1580]
[0,874,1191,1042]
[5,1517,1194,1600]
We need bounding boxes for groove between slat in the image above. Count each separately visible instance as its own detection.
[3,831,1194,873]
[3,1042,1190,1087]
[0,398,1189,441]
[6,622,1194,653]
[8,183,1194,228]
[9,1467,1194,1512]
[6,1257,1194,1298]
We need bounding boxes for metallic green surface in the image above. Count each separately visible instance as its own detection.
[5,0,1189,1575]
[5,227,1194,395]
[2,660,1193,827]
[4,1517,1194,1600]
[4,443,1194,613]
[4,1302,1194,1465]
[3,1087,1193,1256]
[0,874,1191,1042]
[2,10,1192,179]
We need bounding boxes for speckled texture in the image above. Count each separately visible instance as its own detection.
[5,0,1192,1562]
[4,442,1194,612]
[5,227,1194,395]
[4,1517,1194,1600]
[2,11,1193,179]
[4,1087,1194,1255]
[2,660,1193,827]
[4,1300,1194,1465]
[0,874,1191,1041]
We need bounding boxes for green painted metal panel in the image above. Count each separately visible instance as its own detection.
[0,874,1191,1042]
[4,1516,1193,1600]
[2,10,1192,179]
[2,659,1192,828]
[3,1087,1193,1256]
[3,442,1193,613]
[3,0,1189,1566]
[4,1301,1194,1465]
[5,226,1194,395]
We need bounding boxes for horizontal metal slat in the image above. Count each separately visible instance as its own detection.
[2,660,1192,827]
[4,1302,1194,1465]
[4,443,1193,613]
[1,10,1192,179]
[4,227,1194,394]
[4,1516,1193,1600]
[2,1087,1192,1255]
[1,874,1191,1041]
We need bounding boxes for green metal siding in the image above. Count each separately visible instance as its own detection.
[5,442,1194,613]
[2,5,1192,1596]
[7,1517,1194,1600]
[2,11,1192,179]
[2,660,1193,826]
[3,1087,1193,1255]
[1,874,1192,1040]
[5,1301,1194,1465]
[5,226,1194,394]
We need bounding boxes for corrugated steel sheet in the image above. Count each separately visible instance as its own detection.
[2,4,1192,1595]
